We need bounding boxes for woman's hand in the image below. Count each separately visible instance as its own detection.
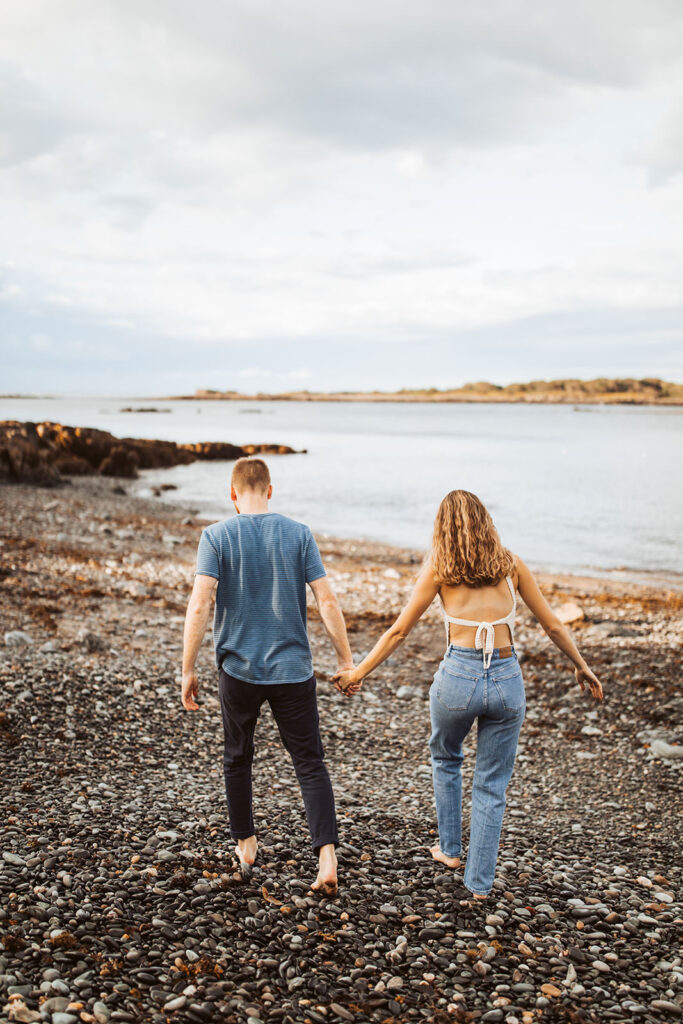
[575,666,603,701]
[331,667,363,696]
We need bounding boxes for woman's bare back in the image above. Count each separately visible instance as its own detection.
[440,570,518,648]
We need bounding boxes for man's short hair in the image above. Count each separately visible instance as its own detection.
[231,457,271,494]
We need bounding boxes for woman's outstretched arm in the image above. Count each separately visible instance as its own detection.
[516,557,603,700]
[332,560,440,691]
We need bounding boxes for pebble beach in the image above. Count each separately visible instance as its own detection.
[1,477,681,1024]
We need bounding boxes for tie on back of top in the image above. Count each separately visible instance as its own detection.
[439,575,516,669]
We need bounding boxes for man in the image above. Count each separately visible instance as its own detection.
[181,457,354,894]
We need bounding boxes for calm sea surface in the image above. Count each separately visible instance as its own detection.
[2,397,682,576]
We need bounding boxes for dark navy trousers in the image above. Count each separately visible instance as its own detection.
[218,670,338,853]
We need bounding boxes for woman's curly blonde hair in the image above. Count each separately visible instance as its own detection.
[431,490,515,587]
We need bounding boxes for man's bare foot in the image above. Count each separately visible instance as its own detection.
[430,845,461,869]
[311,843,338,896]
[235,836,258,875]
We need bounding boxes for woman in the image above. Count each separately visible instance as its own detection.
[333,490,603,899]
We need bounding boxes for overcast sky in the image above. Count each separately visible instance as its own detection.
[1,0,682,395]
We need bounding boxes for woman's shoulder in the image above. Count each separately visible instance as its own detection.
[510,553,537,589]
[508,552,524,588]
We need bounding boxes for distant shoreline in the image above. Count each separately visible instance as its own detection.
[165,377,683,406]
[167,392,683,406]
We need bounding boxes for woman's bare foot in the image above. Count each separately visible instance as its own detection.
[235,836,258,875]
[311,843,338,896]
[430,845,461,869]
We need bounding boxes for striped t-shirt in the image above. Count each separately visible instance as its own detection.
[195,512,326,684]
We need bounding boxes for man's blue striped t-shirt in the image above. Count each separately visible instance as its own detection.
[195,512,326,684]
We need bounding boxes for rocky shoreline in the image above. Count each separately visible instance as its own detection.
[1,477,681,1024]
[0,422,302,487]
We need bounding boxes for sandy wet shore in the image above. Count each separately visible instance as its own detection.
[1,477,681,1024]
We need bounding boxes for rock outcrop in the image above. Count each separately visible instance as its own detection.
[0,421,302,485]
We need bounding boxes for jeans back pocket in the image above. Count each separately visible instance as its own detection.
[435,663,479,710]
[491,664,525,712]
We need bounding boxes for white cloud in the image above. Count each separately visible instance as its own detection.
[395,151,428,179]
[29,332,52,352]
[639,101,683,184]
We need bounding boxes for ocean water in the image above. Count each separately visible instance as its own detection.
[2,396,682,576]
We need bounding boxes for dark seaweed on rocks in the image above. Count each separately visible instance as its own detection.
[0,421,303,485]
[0,478,681,1024]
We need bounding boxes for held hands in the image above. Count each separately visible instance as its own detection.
[331,663,363,697]
[181,671,200,710]
[576,665,603,701]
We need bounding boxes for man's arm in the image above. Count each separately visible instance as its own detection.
[309,576,354,673]
[181,574,217,710]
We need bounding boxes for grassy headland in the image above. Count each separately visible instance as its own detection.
[171,377,683,404]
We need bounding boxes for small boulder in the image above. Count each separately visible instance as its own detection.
[4,631,33,647]
[650,738,683,760]
[588,621,637,638]
[396,685,421,700]
[78,631,108,653]
[555,601,584,625]
[126,581,148,597]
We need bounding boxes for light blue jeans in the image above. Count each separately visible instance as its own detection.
[429,643,526,896]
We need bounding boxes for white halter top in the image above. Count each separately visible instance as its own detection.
[439,575,517,669]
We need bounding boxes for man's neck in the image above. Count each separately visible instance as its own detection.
[234,498,270,515]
